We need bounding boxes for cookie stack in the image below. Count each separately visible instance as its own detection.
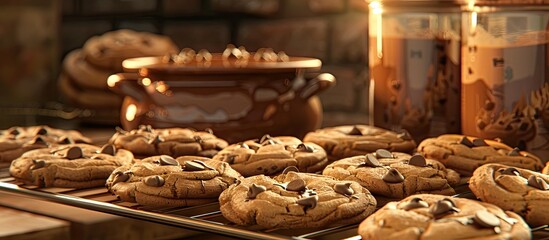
[58,29,178,124]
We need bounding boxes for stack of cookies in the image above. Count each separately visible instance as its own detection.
[58,29,178,124]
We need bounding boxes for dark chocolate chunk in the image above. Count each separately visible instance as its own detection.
[408,154,427,167]
[262,139,277,146]
[259,134,273,144]
[396,131,412,141]
[148,135,164,144]
[65,146,83,160]
[100,144,116,155]
[31,159,46,170]
[282,166,299,174]
[143,175,165,187]
[459,136,474,148]
[375,149,393,159]
[9,128,20,136]
[334,182,354,196]
[36,127,48,135]
[58,136,75,144]
[474,211,501,228]
[247,184,267,199]
[484,100,495,111]
[431,199,460,217]
[192,160,214,170]
[507,148,521,156]
[286,179,306,192]
[527,175,549,190]
[401,197,429,211]
[193,136,203,143]
[382,168,405,183]
[296,143,314,153]
[499,167,520,176]
[472,138,488,147]
[360,154,383,168]
[159,155,179,166]
[297,195,318,209]
[30,136,48,145]
[348,126,362,136]
[112,171,130,185]
[184,161,205,171]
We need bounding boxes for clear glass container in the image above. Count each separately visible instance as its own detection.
[368,0,462,142]
[461,3,549,158]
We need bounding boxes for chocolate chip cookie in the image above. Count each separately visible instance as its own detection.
[212,135,328,177]
[470,163,549,227]
[108,125,228,158]
[106,156,241,207]
[322,151,460,199]
[9,144,133,189]
[219,170,377,229]
[0,126,92,162]
[418,134,543,176]
[358,194,531,240]
[303,125,416,161]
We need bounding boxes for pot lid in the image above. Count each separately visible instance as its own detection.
[122,45,322,75]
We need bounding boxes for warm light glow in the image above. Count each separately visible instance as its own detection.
[125,104,137,122]
[369,1,382,14]
[369,1,383,59]
[141,77,151,86]
[467,0,476,11]
[107,74,120,87]
[470,11,478,34]
[155,81,168,93]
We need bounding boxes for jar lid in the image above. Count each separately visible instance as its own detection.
[122,45,322,75]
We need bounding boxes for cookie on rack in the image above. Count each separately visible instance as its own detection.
[358,194,531,240]
[108,125,228,158]
[106,156,241,207]
[0,126,92,162]
[9,144,133,189]
[303,125,416,161]
[417,134,543,176]
[470,163,549,227]
[212,135,328,177]
[219,169,377,229]
[322,151,460,199]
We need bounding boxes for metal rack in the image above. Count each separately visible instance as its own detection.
[0,167,547,240]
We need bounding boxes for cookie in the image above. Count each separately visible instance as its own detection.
[62,49,113,90]
[323,151,460,199]
[82,29,178,71]
[212,135,328,177]
[543,163,549,174]
[358,194,531,240]
[58,73,122,109]
[470,163,549,227]
[417,134,543,176]
[219,170,377,229]
[0,126,91,162]
[108,125,228,158]
[9,144,133,189]
[303,125,416,161]
[106,156,241,207]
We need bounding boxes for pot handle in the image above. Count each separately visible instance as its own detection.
[107,73,149,102]
[299,73,336,99]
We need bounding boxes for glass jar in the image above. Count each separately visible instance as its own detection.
[368,1,462,142]
[461,2,549,158]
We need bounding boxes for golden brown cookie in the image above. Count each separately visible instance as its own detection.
[62,49,112,90]
[9,144,133,189]
[418,135,543,176]
[358,194,531,240]
[0,126,91,162]
[322,151,460,199]
[303,125,416,161]
[106,156,241,207]
[470,164,549,227]
[219,170,377,229]
[109,125,228,158]
[212,135,328,177]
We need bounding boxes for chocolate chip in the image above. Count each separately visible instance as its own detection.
[348,126,362,136]
[100,144,116,155]
[262,139,277,146]
[30,136,48,145]
[192,160,214,170]
[226,155,236,164]
[159,155,178,166]
[259,134,273,144]
[484,100,495,111]
[193,136,203,143]
[375,149,393,159]
[36,127,48,135]
[286,179,306,192]
[397,131,412,141]
[247,183,267,199]
[237,143,250,149]
[472,138,488,147]
[401,197,429,210]
[474,211,501,228]
[297,195,318,209]
[31,159,46,170]
[65,146,83,160]
[334,182,354,196]
[360,154,383,168]
[143,175,165,187]
[383,168,404,183]
[508,148,521,156]
[204,128,214,134]
[408,154,427,167]
[148,135,164,145]
[58,136,74,144]
[431,199,460,217]
[112,171,130,185]
[282,166,299,174]
[499,167,520,176]
[296,143,314,153]
[183,161,205,171]
[9,128,20,136]
[459,136,474,148]
[527,175,549,190]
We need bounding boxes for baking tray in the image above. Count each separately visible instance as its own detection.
[0,166,547,240]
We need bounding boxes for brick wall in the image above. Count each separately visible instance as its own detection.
[61,0,370,126]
